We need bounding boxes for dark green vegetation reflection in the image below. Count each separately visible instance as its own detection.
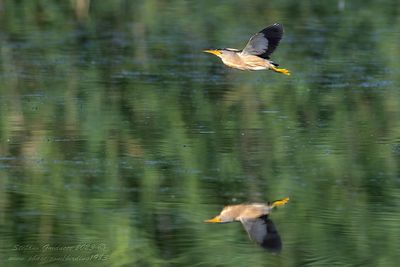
[1,1,400,266]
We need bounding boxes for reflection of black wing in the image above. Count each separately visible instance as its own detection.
[241,215,282,252]
[241,23,283,59]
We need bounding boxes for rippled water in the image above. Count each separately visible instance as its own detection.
[1,1,400,267]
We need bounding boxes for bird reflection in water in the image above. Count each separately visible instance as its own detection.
[204,197,289,253]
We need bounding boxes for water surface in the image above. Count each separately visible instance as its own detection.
[1,1,400,266]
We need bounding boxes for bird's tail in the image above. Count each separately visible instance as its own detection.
[270,61,279,67]
[271,197,289,208]
[270,66,290,75]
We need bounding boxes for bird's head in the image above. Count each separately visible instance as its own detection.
[203,48,240,58]
[203,49,223,58]
[204,205,240,223]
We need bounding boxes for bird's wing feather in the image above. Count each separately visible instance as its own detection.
[241,23,283,59]
[240,215,282,252]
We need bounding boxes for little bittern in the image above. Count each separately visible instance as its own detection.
[204,23,290,75]
[204,197,289,252]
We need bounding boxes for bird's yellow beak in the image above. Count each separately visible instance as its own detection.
[204,216,222,223]
[203,49,221,56]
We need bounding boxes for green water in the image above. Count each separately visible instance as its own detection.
[1,1,400,266]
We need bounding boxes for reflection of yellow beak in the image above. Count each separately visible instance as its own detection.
[203,49,221,56]
[204,216,222,223]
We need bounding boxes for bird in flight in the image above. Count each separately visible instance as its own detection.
[204,23,290,75]
[204,197,289,252]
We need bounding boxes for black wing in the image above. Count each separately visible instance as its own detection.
[240,215,282,252]
[241,23,284,59]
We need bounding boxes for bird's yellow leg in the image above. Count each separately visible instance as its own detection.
[271,197,289,208]
[270,66,290,75]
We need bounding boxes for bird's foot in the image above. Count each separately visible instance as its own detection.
[271,66,290,75]
[271,197,289,208]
